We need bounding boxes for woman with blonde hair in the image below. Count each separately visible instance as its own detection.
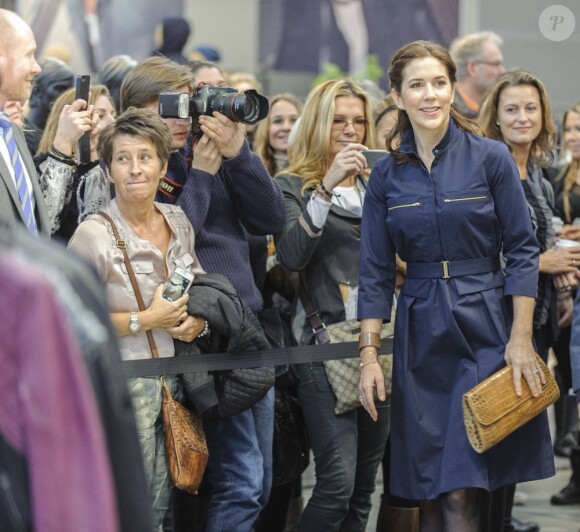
[276,78,390,531]
[253,93,302,176]
[36,84,116,241]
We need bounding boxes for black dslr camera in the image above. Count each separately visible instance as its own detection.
[158,85,269,134]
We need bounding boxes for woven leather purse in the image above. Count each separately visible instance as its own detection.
[463,356,560,453]
[161,380,209,494]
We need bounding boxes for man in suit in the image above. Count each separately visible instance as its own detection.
[0,9,49,234]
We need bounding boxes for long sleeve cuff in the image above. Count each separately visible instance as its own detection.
[307,193,331,230]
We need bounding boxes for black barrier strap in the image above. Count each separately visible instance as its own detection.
[123,337,394,378]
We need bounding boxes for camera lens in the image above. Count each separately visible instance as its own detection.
[211,90,269,124]
[239,92,265,124]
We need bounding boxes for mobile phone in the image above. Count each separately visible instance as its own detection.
[362,149,388,169]
[162,267,194,301]
[74,74,91,164]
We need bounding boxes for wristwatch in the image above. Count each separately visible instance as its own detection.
[128,312,141,334]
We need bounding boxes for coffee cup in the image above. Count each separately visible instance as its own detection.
[554,238,580,249]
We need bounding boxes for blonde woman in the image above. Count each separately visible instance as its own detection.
[36,85,116,240]
[275,79,389,532]
[253,93,302,176]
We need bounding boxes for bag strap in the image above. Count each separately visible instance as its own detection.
[298,275,330,345]
[98,211,159,359]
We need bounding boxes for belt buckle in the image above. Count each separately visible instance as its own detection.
[312,323,326,335]
[441,260,450,279]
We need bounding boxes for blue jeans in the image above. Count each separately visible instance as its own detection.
[297,362,390,532]
[202,386,274,532]
[127,375,182,531]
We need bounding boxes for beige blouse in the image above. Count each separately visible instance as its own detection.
[68,198,205,361]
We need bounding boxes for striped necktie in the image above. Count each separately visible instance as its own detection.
[0,114,37,234]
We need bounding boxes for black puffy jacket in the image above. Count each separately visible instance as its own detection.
[175,273,274,417]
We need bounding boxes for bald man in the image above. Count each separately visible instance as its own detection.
[0,9,49,234]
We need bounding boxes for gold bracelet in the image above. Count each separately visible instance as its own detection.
[360,359,379,368]
[360,348,378,358]
[360,349,378,368]
[359,331,381,354]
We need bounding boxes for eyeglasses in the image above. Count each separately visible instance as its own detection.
[474,60,504,68]
[332,117,368,130]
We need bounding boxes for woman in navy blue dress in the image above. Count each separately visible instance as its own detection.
[356,41,555,531]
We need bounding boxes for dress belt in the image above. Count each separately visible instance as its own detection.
[405,256,501,279]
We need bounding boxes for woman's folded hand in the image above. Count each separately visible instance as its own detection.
[167,315,206,342]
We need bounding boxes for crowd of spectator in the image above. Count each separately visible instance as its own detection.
[3,8,580,532]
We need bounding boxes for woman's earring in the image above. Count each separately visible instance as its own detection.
[495,121,501,129]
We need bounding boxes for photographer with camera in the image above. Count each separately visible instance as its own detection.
[121,56,284,532]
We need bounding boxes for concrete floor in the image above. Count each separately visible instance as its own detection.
[301,455,580,531]
[512,456,580,532]
[301,421,580,532]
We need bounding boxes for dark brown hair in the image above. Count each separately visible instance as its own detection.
[479,69,556,168]
[387,40,479,165]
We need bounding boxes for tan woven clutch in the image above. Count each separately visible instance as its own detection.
[462,356,560,453]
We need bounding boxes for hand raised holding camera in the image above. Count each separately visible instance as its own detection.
[52,98,95,156]
[321,143,368,193]
[192,134,222,175]
[198,112,245,158]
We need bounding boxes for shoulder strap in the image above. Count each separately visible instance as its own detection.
[298,275,330,345]
[97,211,159,358]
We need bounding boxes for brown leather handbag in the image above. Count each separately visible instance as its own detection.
[463,355,560,453]
[161,378,209,494]
[99,212,208,494]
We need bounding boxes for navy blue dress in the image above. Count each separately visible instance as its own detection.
[358,119,555,500]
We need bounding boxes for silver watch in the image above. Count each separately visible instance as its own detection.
[128,312,141,334]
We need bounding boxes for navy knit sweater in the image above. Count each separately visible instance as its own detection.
[156,141,285,311]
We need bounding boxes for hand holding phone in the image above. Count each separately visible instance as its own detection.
[74,74,91,163]
[163,267,194,302]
